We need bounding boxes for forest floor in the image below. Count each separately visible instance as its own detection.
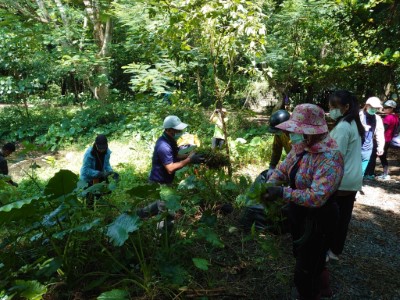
[327,147,400,300]
[6,143,400,300]
[223,147,400,300]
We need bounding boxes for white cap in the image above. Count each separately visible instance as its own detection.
[366,97,383,108]
[163,115,188,130]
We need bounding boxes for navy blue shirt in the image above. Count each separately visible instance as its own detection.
[149,133,179,184]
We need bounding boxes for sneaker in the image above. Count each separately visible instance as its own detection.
[326,249,339,261]
[377,174,391,181]
[363,175,375,181]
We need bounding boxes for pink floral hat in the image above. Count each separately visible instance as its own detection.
[275,104,328,135]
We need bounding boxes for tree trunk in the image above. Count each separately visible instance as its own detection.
[83,0,112,102]
[196,69,202,100]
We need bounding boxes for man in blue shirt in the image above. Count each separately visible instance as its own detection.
[80,134,119,207]
[80,134,115,185]
[149,115,203,184]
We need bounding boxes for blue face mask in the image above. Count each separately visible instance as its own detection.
[289,133,304,144]
[329,108,343,120]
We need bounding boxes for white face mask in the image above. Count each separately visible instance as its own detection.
[329,108,343,120]
[174,132,183,140]
[289,133,304,144]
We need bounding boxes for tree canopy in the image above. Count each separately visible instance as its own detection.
[0,0,398,105]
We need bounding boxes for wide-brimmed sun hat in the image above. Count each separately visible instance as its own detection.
[275,104,328,135]
[366,97,383,108]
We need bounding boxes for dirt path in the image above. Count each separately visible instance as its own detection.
[325,147,400,299]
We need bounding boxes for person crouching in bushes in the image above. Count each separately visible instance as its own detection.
[261,104,344,299]
[80,134,119,206]
[0,142,18,187]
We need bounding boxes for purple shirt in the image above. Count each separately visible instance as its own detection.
[149,133,179,184]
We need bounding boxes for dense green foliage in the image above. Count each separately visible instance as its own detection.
[0,0,398,107]
[0,0,399,298]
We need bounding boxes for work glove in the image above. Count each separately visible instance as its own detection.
[97,171,109,179]
[189,153,205,164]
[110,172,120,181]
[10,181,18,187]
[260,186,283,204]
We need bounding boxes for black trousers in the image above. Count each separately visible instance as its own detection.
[330,192,356,255]
[290,202,339,299]
[378,142,391,168]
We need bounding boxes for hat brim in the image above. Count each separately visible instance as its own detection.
[370,103,383,108]
[276,120,328,135]
[173,122,188,130]
[268,126,281,134]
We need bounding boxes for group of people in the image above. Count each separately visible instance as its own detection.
[1,91,398,299]
[256,91,398,299]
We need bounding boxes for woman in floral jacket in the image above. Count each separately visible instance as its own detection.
[261,104,344,299]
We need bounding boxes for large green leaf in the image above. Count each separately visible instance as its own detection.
[0,196,42,225]
[44,169,78,199]
[160,186,181,212]
[11,280,47,300]
[52,219,101,239]
[125,183,159,199]
[106,214,140,246]
[97,289,129,300]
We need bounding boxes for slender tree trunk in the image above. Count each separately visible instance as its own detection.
[83,0,112,102]
[35,0,50,22]
[53,0,68,27]
[196,69,202,100]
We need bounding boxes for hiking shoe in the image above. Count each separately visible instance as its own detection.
[326,249,339,261]
[363,175,375,181]
[377,174,391,181]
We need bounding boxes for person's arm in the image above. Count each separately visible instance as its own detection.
[81,150,102,180]
[0,159,8,175]
[210,110,217,122]
[375,116,385,155]
[164,156,191,174]
[330,122,350,157]
[104,150,113,173]
[269,135,283,169]
[268,149,296,184]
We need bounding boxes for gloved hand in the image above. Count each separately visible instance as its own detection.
[189,153,205,164]
[260,186,283,204]
[111,172,120,181]
[98,171,109,179]
[10,181,18,187]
